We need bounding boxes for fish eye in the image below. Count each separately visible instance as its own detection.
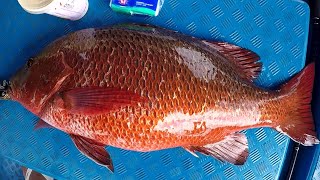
[27,58,34,68]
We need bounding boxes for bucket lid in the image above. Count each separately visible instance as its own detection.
[17,0,54,11]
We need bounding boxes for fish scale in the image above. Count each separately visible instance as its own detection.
[7,24,318,172]
[51,27,257,146]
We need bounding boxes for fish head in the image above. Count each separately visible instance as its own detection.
[10,51,72,115]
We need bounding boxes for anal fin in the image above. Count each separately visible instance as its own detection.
[185,133,249,165]
[70,135,114,172]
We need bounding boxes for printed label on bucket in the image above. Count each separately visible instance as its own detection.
[47,0,89,20]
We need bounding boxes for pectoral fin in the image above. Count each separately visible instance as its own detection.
[55,87,145,115]
[184,133,249,165]
[70,135,114,172]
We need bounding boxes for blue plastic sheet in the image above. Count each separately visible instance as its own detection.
[0,0,310,179]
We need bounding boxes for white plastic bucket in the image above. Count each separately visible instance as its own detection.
[17,0,89,20]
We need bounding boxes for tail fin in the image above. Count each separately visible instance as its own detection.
[275,63,319,146]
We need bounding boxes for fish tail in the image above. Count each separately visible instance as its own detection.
[275,62,319,146]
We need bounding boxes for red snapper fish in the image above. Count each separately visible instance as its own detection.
[3,24,318,172]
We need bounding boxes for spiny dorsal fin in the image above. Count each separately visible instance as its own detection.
[203,41,262,82]
[185,133,249,165]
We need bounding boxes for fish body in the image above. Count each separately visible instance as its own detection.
[8,24,318,171]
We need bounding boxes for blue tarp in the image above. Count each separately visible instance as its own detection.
[0,0,312,179]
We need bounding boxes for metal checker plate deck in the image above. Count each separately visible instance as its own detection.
[0,0,310,179]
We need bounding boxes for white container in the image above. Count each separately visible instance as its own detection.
[17,0,89,20]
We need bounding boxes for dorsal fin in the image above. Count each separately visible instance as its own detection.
[203,41,262,82]
[115,23,158,32]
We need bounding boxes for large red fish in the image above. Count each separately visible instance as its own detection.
[4,24,318,172]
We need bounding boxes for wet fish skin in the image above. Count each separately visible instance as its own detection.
[8,24,318,171]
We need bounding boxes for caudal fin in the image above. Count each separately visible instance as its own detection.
[275,63,319,146]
